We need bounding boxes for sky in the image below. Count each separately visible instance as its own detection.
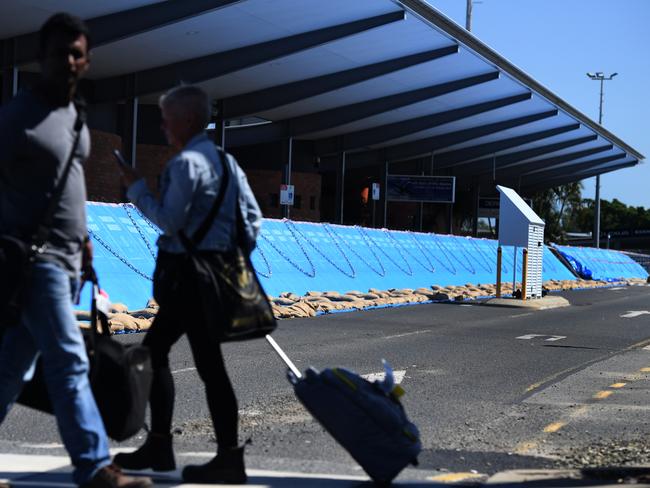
[424,0,650,209]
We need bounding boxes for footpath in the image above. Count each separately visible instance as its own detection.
[1,452,650,487]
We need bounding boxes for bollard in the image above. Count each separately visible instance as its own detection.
[522,248,528,301]
[496,246,502,298]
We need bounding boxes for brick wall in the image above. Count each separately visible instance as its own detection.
[85,130,176,202]
[85,133,322,223]
[245,169,321,222]
[135,143,176,196]
[85,130,123,202]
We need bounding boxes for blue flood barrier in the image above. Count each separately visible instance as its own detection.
[553,244,649,281]
[255,219,575,297]
[82,202,582,310]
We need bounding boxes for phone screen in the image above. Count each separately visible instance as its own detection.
[112,149,130,167]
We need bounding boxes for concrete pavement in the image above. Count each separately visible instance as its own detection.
[2,452,650,487]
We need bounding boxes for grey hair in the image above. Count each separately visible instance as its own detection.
[159,85,211,129]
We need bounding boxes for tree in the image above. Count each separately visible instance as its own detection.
[531,182,583,243]
[574,198,650,234]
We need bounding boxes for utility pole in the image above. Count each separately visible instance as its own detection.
[586,71,618,248]
[465,0,483,32]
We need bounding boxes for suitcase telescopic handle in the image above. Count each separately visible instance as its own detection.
[265,335,302,379]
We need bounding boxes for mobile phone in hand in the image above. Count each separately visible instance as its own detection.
[112,149,130,168]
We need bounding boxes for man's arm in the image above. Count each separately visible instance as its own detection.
[235,160,262,250]
[126,157,197,235]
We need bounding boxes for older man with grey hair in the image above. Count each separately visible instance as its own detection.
[117,84,262,484]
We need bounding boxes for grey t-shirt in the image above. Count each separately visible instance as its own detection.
[0,89,90,277]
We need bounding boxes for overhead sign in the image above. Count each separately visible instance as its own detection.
[386,175,455,203]
[479,197,500,218]
[479,196,534,218]
[280,184,294,206]
[372,183,380,201]
[601,229,650,238]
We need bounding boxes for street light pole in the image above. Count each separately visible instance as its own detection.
[465,0,483,32]
[586,71,617,248]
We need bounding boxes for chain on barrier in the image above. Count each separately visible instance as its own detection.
[384,229,435,273]
[442,236,476,275]
[285,220,356,278]
[131,204,162,235]
[433,236,476,274]
[123,204,157,260]
[88,228,153,281]
[259,228,316,278]
[251,245,272,279]
[409,232,456,275]
[463,238,494,274]
[322,223,386,277]
[356,226,413,276]
[127,203,273,278]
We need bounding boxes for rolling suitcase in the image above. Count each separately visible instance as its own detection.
[265,335,421,486]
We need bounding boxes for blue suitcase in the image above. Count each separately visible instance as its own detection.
[266,336,421,486]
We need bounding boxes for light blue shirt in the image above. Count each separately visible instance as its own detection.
[127,132,262,254]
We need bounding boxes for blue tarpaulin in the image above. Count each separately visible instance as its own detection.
[82,202,584,310]
[553,244,648,282]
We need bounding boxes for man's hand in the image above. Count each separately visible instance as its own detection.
[118,163,141,188]
[81,237,95,282]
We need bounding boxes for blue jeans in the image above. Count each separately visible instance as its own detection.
[0,261,110,485]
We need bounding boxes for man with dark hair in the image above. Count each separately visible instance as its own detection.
[0,13,150,488]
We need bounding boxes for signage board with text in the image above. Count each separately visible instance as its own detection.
[280,184,294,206]
[372,182,380,201]
[479,196,533,218]
[386,175,455,203]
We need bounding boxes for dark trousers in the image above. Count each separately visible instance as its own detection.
[145,252,238,449]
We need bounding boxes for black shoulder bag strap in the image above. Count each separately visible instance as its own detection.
[31,108,84,250]
[178,147,231,251]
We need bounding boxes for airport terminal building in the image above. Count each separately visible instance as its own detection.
[1,0,644,235]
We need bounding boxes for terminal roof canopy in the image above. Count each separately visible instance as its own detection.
[1,0,643,193]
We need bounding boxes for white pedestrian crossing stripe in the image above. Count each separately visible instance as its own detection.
[362,370,406,384]
[620,310,650,318]
[517,334,566,341]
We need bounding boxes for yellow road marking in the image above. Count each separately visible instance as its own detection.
[543,422,565,433]
[428,472,485,483]
[514,441,538,454]
[594,390,612,399]
[610,382,626,388]
[525,336,650,393]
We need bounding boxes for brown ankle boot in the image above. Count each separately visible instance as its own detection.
[80,464,152,487]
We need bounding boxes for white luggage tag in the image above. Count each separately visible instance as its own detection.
[376,359,405,399]
[93,285,112,317]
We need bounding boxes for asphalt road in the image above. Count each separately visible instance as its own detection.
[1,285,650,482]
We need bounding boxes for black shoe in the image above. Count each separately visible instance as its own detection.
[182,445,247,484]
[113,433,175,472]
[80,464,153,487]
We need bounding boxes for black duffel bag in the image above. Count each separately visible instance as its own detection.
[188,241,276,342]
[18,276,153,442]
[176,147,276,343]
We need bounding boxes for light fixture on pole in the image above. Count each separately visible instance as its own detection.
[586,71,617,248]
[465,0,483,32]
